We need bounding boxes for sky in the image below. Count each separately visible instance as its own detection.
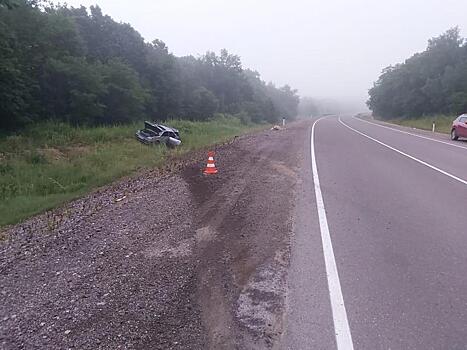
[61,0,467,110]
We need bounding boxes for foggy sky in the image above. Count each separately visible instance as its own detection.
[62,0,467,110]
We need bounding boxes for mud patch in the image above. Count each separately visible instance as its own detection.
[236,258,288,348]
[270,161,297,178]
[0,121,311,350]
[181,165,215,205]
[198,269,237,349]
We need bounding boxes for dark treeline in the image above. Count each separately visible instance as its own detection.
[0,0,299,131]
[368,27,467,119]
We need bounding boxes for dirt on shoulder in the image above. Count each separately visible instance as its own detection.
[0,120,310,350]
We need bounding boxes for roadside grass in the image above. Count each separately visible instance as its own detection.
[0,116,263,227]
[385,115,455,134]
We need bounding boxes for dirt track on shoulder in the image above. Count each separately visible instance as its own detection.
[0,121,310,349]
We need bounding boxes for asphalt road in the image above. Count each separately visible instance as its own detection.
[3,116,467,350]
[285,116,467,349]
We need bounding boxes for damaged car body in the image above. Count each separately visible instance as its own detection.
[136,121,182,147]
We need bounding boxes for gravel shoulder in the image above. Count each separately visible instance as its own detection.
[0,121,310,349]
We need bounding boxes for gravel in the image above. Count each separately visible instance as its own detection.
[0,121,308,349]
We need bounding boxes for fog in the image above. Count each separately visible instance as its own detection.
[62,0,467,112]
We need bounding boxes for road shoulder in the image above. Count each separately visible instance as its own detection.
[282,120,336,350]
[1,121,309,350]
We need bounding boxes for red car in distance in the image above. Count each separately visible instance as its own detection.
[451,114,467,140]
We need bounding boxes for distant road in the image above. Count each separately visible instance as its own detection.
[285,116,467,349]
[3,115,467,349]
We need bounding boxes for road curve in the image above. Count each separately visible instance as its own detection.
[285,116,467,349]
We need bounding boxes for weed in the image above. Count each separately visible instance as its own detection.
[386,115,456,134]
[0,117,263,227]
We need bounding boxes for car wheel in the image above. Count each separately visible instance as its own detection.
[451,129,459,141]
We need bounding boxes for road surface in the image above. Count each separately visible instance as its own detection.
[285,116,467,349]
[2,116,467,349]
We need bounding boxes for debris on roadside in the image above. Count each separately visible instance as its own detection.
[115,196,127,202]
[135,121,182,148]
[271,125,283,131]
[1,122,305,350]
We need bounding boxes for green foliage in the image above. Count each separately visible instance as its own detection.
[41,57,106,124]
[188,87,219,120]
[387,115,455,134]
[0,0,20,9]
[298,97,319,117]
[100,59,149,123]
[241,69,298,122]
[368,27,467,119]
[0,1,295,226]
[0,1,299,131]
[0,117,262,226]
[0,0,85,129]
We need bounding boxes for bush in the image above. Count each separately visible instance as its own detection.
[0,118,263,226]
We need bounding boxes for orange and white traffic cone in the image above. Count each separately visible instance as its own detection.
[203,151,218,175]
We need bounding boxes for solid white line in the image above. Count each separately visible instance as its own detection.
[339,118,467,186]
[311,118,354,350]
[353,117,467,150]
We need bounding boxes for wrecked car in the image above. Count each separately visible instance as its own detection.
[136,121,182,147]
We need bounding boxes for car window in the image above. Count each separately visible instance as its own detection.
[144,129,156,136]
[460,117,467,123]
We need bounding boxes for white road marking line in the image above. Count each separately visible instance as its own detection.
[339,118,467,186]
[353,117,467,151]
[311,118,354,350]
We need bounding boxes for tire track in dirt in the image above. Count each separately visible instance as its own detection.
[182,122,308,349]
[183,143,278,349]
[1,121,311,349]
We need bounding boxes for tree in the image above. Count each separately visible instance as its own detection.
[298,97,319,117]
[41,57,106,124]
[0,0,83,129]
[368,28,467,119]
[188,87,219,120]
[0,1,300,131]
[0,0,20,9]
[100,59,148,124]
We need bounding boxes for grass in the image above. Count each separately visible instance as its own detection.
[385,115,455,134]
[0,116,263,227]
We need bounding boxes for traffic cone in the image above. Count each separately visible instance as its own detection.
[203,151,218,175]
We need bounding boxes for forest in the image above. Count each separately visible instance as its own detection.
[0,0,300,131]
[368,27,467,119]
